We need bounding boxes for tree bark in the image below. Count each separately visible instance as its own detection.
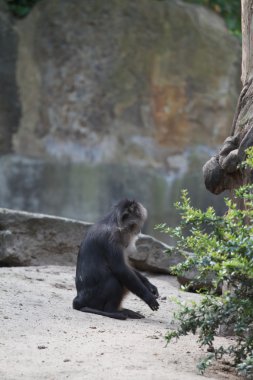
[203,0,253,194]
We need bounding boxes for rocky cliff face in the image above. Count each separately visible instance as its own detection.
[8,0,240,168]
[0,1,20,154]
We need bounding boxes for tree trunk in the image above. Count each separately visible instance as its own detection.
[203,0,253,194]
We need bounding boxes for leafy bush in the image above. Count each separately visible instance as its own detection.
[6,0,41,18]
[184,0,241,35]
[157,148,253,377]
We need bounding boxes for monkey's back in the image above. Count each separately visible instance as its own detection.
[75,223,115,293]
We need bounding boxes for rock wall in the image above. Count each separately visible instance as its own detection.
[8,0,240,167]
[0,1,21,153]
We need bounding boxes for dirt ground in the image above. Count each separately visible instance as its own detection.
[0,266,239,380]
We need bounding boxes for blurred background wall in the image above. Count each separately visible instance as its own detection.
[0,0,241,242]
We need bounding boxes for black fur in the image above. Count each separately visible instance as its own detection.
[73,199,159,319]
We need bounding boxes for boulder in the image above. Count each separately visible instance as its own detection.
[0,208,91,266]
[177,269,222,294]
[130,234,185,274]
[0,208,183,273]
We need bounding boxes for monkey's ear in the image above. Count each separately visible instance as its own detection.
[121,211,129,222]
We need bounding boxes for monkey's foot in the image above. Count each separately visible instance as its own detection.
[121,308,145,319]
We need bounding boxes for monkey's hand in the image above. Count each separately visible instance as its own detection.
[148,284,159,299]
[144,292,159,311]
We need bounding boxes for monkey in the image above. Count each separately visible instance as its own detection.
[73,199,159,320]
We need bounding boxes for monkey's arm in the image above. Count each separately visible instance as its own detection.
[134,270,159,298]
[108,244,159,311]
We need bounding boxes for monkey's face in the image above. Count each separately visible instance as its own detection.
[116,199,147,234]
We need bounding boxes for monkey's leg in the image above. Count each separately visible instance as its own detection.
[121,308,144,319]
[77,276,128,320]
[80,307,127,320]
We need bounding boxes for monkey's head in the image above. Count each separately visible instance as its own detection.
[115,199,147,234]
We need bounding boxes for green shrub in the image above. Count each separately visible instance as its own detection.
[157,148,253,378]
[6,0,41,18]
[184,0,241,35]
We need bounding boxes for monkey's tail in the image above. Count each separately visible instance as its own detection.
[79,306,127,320]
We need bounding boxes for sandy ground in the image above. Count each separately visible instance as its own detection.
[0,266,239,380]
